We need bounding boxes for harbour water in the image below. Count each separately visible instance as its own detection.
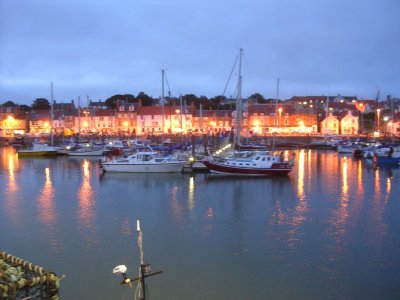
[1,146,400,299]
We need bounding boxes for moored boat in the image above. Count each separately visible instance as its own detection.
[67,144,109,156]
[17,143,58,157]
[375,144,400,166]
[100,150,185,173]
[203,151,294,176]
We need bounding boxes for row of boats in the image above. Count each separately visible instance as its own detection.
[99,147,295,176]
[15,137,399,176]
[335,140,400,165]
[15,138,296,176]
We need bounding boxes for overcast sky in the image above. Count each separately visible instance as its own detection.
[1,0,399,105]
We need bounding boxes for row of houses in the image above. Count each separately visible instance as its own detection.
[1,95,399,138]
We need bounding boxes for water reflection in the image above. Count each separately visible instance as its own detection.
[2,147,400,299]
[77,159,98,247]
[297,149,305,200]
[280,150,309,249]
[37,167,60,250]
[188,176,195,210]
[3,149,21,227]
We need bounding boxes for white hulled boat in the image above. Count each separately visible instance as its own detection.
[100,150,185,173]
[204,151,294,176]
[17,142,58,157]
[67,144,109,156]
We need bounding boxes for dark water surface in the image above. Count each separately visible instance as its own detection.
[1,147,400,299]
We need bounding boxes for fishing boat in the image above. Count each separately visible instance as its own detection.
[204,151,294,175]
[100,150,185,173]
[336,141,357,154]
[17,142,58,157]
[67,143,109,156]
[375,144,400,166]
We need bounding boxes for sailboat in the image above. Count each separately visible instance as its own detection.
[203,49,295,176]
[18,83,58,157]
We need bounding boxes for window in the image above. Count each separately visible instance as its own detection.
[119,106,125,111]
[129,106,134,111]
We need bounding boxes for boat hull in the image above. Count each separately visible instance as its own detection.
[376,156,400,166]
[203,160,292,176]
[17,150,57,157]
[67,149,107,156]
[102,162,185,173]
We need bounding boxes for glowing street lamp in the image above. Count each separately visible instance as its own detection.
[377,108,381,132]
[383,116,389,136]
[358,103,364,134]
[278,107,283,128]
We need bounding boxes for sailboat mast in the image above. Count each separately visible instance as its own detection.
[325,95,329,135]
[200,103,203,133]
[235,48,243,147]
[50,82,54,146]
[78,96,81,138]
[272,78,280,151]
[161,70,165,153]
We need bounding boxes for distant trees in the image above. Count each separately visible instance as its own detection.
[1,100,17,107]
[19,105,32,113]
[104,93,155,109]
[2,91,272,111]
[31,98,50,110]
[105,94,135,109]
[136,92,153,106]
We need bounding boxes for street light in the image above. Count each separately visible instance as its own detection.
[83,111,90,132]
[278,107,283,129]
[377,108,381,133]
[358,103,364,135]
[383,116,389,137]
[175,109,183,144]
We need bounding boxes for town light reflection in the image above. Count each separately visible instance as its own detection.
[37,168,56,226]
[188,176,195,210]
[341,158,349,201]
[374,168,381,196]
[78,160,97,246]
[357,160,363,195]
[7,152,17,192]
[297,149,305,200]
[4,150,20,227]
[37,167,61,250]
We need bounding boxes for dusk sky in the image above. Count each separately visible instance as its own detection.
[1,0,399,105]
